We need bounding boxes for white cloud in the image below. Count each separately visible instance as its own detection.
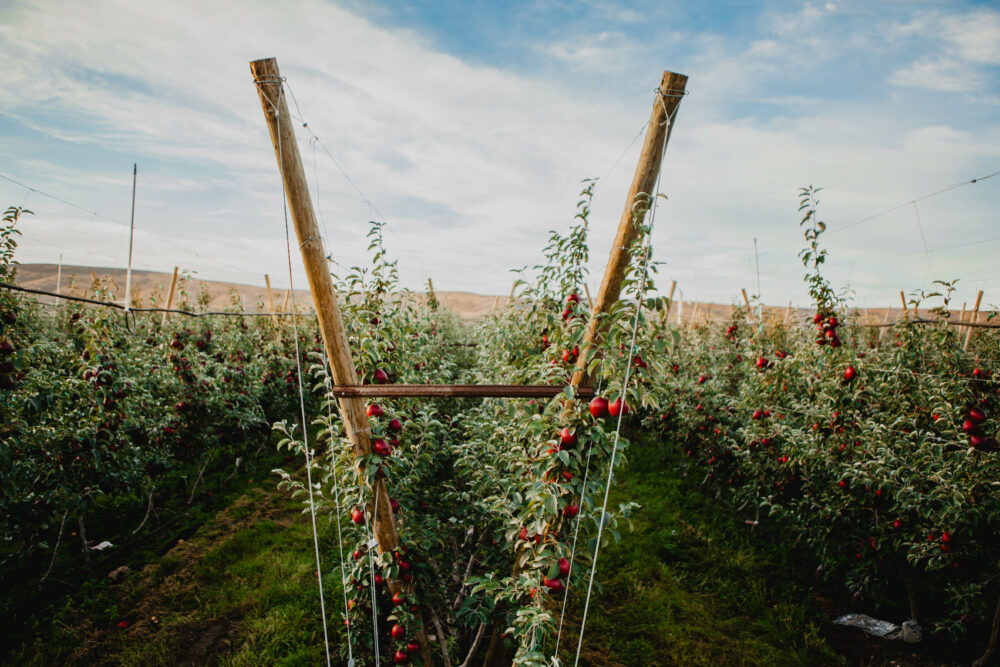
[889,57,987,92]
[890,8,1000,92]
[0,0,997,312]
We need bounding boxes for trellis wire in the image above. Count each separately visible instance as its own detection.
[325,363,355,664]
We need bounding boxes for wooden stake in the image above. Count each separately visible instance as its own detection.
[250,57,432,665]
[492,295,500,310]
[741,288,752,323]
[662,280,677,324]
[566,70,687,391]
[900,290,908,319]
[282,289,291,313]
[493,69,687,667]
[264,274,279,322]
[583,282,594,312]
[162,266,179,325]
[964,290,983,352]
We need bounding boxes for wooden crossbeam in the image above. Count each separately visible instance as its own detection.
[328,384,596,398]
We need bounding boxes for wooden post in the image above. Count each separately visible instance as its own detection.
[565,70,687,391]
[264,274,283,342]
[282,289,291,313]
[965,290,983,352]
[427,277,438,310]
[900,290,908,319]
[583,282,594,312]
[492,295,500,310]
[488,69,687,667]
[741,288,752,323]
[250,57,433,666]
[162,266,179,325]
[960,302,967,324]
[662,280,677,325]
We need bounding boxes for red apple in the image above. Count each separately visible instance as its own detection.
[367,404,384,418]
[391,623,406,640]
[351,508,365,524]
[407,641,420,655]
[559,428,577,448]
[843,366,857,382]
[589,396,609,418]
[390,498,400,513]
[373,439,392,457]
[543,578,565,592]
[392,591,406,606]
[388,418,403,432]
[557,557,571,579]
[608,397,629,417]
[969,407,987,423]
[563,503,579,518]
[374,369,389,384]
[394,649,410,664]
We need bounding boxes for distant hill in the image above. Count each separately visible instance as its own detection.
[11,263,927,323]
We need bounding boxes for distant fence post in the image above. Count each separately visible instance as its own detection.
[162,267,179,325]
[965,290,984,352]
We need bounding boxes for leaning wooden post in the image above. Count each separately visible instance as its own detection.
[965,290,984,352]
[900,290,908,320]
[485,70,689,667]
[161,266,179,324]
[282,289,291,313]
[565,70,688,393]
[250,57,434,667]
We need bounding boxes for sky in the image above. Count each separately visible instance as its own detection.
[0,0,998,311]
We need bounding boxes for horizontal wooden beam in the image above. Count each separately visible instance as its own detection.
[327,384,595,398]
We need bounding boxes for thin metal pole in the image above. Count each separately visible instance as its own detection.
[124,164,137,312]
[753,237,762,322]
[54,253,62,305]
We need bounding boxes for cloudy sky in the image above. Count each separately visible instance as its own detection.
[1,0,998,311]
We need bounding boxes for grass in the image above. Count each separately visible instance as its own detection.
[9,440,933,666]
[7,484,340,666]
[557,444,845,666]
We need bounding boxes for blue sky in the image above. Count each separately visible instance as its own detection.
[0,0,998,310]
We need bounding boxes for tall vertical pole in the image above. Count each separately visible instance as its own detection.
[250,57,433,667]
[565,70,687,391]
[124,164,137,313]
